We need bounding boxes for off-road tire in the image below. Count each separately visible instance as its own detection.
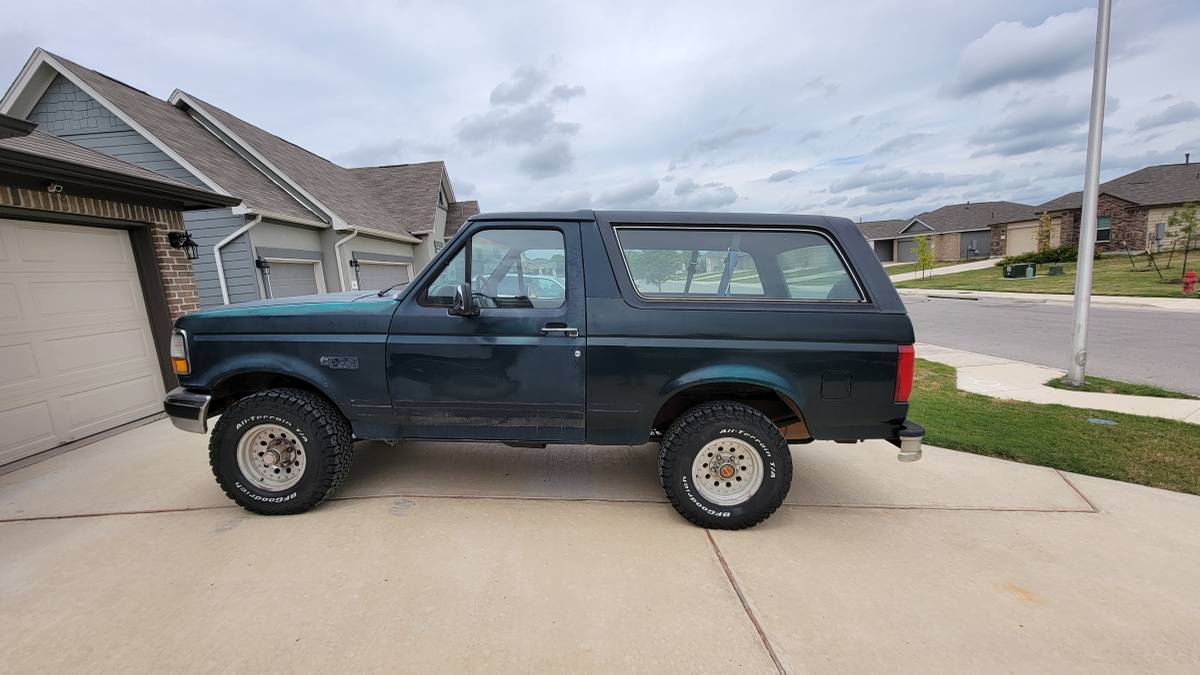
[209,388,354,515]
[659,401,793,529]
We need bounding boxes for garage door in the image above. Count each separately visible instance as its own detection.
[355,261,411,291]
[897,238,918,262]
[0,219,164,466]
[1007,225,1039,255]
[872,240,894,262]
[266,260,321,298]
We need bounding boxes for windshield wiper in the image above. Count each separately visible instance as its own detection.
[376,281,410,297]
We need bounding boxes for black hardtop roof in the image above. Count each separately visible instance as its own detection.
[471,209,853,229]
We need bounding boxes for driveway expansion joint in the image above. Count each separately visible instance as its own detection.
[706,530,787,675]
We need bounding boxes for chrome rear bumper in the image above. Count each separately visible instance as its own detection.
[164,387,212,434]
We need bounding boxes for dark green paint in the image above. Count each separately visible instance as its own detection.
[173,211,916,444]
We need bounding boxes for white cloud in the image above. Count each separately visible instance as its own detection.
[945,9,1097,96]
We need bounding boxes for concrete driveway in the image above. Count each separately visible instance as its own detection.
[2,419,1199,673]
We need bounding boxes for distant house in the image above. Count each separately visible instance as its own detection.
[855,219,907,262]
[858,201,1036,262]
[1038,161,1200,254]
[1,48,479,306]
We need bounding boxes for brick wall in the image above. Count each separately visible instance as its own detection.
[934,232,960,261]
[0,184,198,319]
[1054,195,1148,253]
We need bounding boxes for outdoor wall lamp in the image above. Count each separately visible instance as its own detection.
[168,230,200,260]
[255,256,273,299]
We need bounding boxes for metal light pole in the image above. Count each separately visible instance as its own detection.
[1067,0,1113,386]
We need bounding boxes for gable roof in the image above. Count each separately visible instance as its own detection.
[3,49,464,239]
[1039,163,1200,211]
[912,201,1038,232]
[445,200,481,238]
[855,218,907,240]
[175,93,434,241]
[350,162,448,236]
[0,124,239,209]
[30,51,321,223]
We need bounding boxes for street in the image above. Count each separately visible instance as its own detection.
[906,295,1200,396]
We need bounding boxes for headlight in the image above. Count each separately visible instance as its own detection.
[170,329,190,375]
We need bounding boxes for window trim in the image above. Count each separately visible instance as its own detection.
[611,225,868,304]
[416,223,569,309]
[1096,216,1112,243]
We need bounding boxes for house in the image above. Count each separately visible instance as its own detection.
[1038,160,1200,254]
[0,111,239,467]
[855,219,907,262]
[1,49,479,307]
[859,201,1036,262]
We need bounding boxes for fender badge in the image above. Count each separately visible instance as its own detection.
[319,356,359,370]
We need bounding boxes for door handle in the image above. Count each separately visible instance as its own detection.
[540,324,579,337]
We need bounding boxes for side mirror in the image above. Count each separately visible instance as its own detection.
[448,282,479,317]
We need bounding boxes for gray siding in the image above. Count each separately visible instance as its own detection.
[185,209,261,308]
[959,229,990,259]
[26,75,203,187]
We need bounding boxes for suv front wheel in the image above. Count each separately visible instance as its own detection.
[209,388,354,515]
[658,401,793,529]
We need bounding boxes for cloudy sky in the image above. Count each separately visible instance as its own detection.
[3,0,1198,221]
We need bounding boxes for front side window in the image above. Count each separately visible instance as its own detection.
[1097,216,1112,242]
[616,227,861,302]
[423,229,566,309]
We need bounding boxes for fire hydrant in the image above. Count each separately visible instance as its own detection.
[1184,271,1198,295]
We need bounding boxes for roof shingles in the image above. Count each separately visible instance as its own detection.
[49,53,320,223]
[1040,163,1200,211]
[181,93,444,238]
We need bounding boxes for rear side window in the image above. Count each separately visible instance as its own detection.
[615,227,862,302]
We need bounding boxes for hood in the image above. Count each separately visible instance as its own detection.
[176,290,400,335]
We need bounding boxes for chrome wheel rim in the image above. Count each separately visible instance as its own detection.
[236,423,306,491]
[691,437,764,506]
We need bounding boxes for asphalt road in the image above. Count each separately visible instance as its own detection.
[905,294,1200,396]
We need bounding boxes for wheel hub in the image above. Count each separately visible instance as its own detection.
[691,437,765,506]
[236,423,306,491]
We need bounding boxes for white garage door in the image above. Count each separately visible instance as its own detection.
[0,219,165,466]
[1007,225,1039,255]
[355,261,411,291]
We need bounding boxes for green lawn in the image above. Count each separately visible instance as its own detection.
[895,254,1200,298]
[1046,375,1198,400]
[909,359,1200,495]
[884,260,964,277]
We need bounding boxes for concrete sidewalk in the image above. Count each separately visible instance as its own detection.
[3,419,1200,672]
[901,287,1200,313]
[888,257,996,283]
[919,342,1200,424]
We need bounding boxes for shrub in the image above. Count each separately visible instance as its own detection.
[996,244,1099,267]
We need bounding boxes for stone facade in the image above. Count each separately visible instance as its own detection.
[989,224,1006,256]
[0,183,198,319]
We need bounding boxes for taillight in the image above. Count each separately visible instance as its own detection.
[894,344,915,402]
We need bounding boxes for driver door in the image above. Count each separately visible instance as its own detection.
[386,221,585,442]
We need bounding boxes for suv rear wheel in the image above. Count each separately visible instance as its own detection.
[209,388,354,515]
[659,401,793,529]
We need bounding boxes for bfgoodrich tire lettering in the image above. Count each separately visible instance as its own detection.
[659,401,793,529]
[209,388,353,515]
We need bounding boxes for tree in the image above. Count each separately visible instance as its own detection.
[915,235,934,278]
[626,249,689,291]
[1167,203,1198,280]
[1036,211,1054,252]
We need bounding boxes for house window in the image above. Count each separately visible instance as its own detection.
[1096,216,1111,243]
